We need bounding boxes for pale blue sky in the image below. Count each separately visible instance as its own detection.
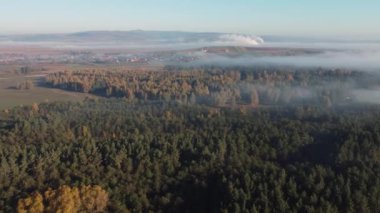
[1,0,379,38]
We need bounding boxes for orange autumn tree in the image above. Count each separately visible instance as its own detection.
[17,192,44,213]
[17,185,108,213]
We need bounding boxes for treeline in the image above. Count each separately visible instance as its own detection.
[1,100,380,212]
[44,66,373,107]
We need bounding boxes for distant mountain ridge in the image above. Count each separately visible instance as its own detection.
[0,31,378,46]
[0,30,265,47]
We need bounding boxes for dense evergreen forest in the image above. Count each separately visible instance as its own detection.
[1,99,380,212]
[45,66,378,107]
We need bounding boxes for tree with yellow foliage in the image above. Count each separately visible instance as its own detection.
[31,103,39,113]
[17,185,108,213]
[17,192,44,213]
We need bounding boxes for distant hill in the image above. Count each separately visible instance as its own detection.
[0,30,264,47]
[262,35,380,44]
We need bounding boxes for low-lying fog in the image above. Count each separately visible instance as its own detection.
[184,40,380,105]
[186,40,380,71]
[192,49,380,71]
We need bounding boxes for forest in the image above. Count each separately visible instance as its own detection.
[2,0,380,212]
[1,98,380,212]
[44,66,378,108]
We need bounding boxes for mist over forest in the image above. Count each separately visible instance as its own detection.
[1,30,380,212]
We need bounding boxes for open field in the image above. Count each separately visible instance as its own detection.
[0,46,169,110]
[0,71,93,110]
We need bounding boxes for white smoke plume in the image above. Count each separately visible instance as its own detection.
[218,34,265,46]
